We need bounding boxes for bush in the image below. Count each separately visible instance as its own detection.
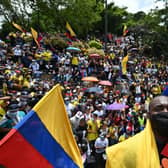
[50,35,68,49]
[87,47,105,57]
[71,41,84,49]
[88,40,102,49]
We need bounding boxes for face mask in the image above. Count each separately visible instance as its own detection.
[100,136,105,140]
[65,101,69,105]
[150,112,168,138]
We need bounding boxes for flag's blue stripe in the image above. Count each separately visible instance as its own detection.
[162,86,168,96]
[14,110,79,168]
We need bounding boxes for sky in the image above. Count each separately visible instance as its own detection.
[109,0,165,13]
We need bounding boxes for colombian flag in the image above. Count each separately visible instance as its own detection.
[31,27,40,48]
[106,120,160,168]
[12,22,25,33]
[121,55,128,75]
[162,86,168,96]
[66,22,76,37]
[123,25,128,36]
[0,85,83,168]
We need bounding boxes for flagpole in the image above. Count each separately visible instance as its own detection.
[104,0,108,53]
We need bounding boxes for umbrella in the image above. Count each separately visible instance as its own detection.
[112,65,120,70]
[85,87,103,94]
[99,80,112,86]
[89,53,100,58]
[130,48,138,52]
[66,46,81,52]
[82,76,99,82]
[128,61,134,64]
[106,103,127,110]
[0,96,11,100]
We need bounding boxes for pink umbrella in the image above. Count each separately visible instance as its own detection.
[89,53,100,58]
[99,80,112,86]
[82,76,99,82]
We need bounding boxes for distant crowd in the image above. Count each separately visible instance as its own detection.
[0,31,168,168]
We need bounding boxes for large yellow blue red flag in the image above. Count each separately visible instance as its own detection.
[106,120,160,168]
[0,85,83,168]
[12,22,24,32]
[66,22,76,37]
[121,55,128,74]
[31,27,40,48]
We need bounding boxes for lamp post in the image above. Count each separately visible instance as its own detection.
[104,0,108,53]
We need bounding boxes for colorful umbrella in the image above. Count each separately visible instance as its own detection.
[112,65,120,70]
[82,76,99,82]
[89,53,100,58]
[106,103,128,110]
[99,80,112,86]
[130,48,138,52]
[66,46,81,52]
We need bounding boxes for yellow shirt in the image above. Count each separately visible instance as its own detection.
[87,120,98,141]
[23,79,30,88]
[71,56,79,65]
[2,83,8,96]
[118,134,126,142]
[0,107,6,120]
[108,126,117,139]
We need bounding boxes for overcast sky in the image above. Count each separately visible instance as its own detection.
[110,0,165,13]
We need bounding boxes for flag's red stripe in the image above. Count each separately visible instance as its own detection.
[0,129,52,168]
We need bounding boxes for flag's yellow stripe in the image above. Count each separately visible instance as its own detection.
[33,85,83,168]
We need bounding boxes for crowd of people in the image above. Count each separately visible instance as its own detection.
[0,31,168,168]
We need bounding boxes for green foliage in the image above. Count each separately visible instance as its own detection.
[0,0,167,59]
[88,40,102,49]
[50,35,68,50]
[87,47,105,57]
[71,41,84,49]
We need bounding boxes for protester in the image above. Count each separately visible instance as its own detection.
[95,133,109,168]
[106,95,168,168]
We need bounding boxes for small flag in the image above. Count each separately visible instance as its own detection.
[12,22,25,32]
[162,86,168,96]
[66,22,76,37]
[0,85,83,168]
[31,27,40,48]
[123,25,128,36]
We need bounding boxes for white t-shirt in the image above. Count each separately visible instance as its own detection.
[95,137,109,153]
